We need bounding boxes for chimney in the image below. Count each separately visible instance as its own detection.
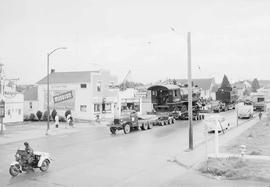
[51,69,55,74]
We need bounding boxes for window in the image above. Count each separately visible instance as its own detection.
[94,104,100,112]
[18,109,21,115]
[29,102,33,109]
[174,90,177,97]
[97,81,101,92]
[80,84,87,88]
[7,109,10,115]
[80,105,87,112]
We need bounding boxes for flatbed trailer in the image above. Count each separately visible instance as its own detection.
[108,111,175,134]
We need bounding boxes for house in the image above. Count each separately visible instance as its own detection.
[233,80,252,98]
[23,86,39,116]
[165,78,216,100]
[36,69,119,120]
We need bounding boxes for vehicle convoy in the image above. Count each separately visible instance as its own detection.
[147,84,204,121]
[9,149,52,177]
[109,110,175,134]
[237,102,254,119]
[216,86,238,111]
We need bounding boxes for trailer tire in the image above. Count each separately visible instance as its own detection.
[142,123,148,130]
[123,124,131,134]
[171,119,175,124]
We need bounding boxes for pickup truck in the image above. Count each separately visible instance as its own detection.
[109,110,175,134]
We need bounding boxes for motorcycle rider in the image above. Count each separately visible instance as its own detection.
[24,142,34,166]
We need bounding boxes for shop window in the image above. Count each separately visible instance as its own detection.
[80,84,87,88]
[94,104,100,112]
[80,105,87,112]
[97,81,101,92]
[29,102,33,109]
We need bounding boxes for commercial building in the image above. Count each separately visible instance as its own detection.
[36,70,119,120]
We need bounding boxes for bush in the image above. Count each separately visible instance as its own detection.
[51,109,57,121]
[43,111,51,121]
[65,110,71,118]
[36,111,42,121]
[29,113,36,121]
[59,116,66,122]
[24,114,30,121]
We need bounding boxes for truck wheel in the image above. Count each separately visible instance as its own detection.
[142,123,148,130]
[110,127,116,134]
[148,122,153,129]
[123,124,131,134]
[171,119,175,124]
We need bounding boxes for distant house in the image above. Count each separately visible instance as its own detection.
[259,80,270,88]
[23,86,39,116]
[36,70,119,120]
[171,78,216,99]
[233,81,251,97]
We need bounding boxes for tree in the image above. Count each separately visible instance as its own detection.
[29,113,36,121]
[220,75,231,88]
[36,111,42,121]
[251,78,260,92]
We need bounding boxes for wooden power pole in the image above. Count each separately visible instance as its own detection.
[187,32,193,150]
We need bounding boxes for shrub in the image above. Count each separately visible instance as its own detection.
[59,116,66,122]
[36,111,42,121]
[29,113,36,121]
[51,109,57,121]
[24,114,30,121]
[43,111,51,121]
[65,110,71,118]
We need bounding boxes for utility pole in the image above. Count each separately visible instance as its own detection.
[187,32,193,150]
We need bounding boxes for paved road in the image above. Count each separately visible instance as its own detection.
[0,111,260,187]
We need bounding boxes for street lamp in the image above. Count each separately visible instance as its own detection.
[46,47,67,135]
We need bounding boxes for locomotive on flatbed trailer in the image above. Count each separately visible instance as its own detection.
[215,87,238,111]
[147,84,204,120]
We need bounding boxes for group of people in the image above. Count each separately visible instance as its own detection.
[54,112,74,128]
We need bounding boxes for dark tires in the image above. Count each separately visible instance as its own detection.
[123,124,131,134]
[9,165,20,177]
[40,159,50,172]
[148,122,153,129]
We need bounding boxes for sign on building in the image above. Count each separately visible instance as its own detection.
[53,91,73,103]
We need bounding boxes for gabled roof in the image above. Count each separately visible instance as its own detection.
[24,86,38,101]
[37,71,99,84]
[174,78,214,90]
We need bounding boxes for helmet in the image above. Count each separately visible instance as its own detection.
[24,142,29,146]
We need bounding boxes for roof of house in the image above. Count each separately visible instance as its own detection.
[175,78,214,90]
[23,86,38,101]
[148,84,180,91]
[36,71,99,84]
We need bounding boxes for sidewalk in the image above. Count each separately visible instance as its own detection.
[0,120,109,145]
[175,116,262,169]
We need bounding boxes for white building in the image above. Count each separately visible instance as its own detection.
[0,64,24,123]
[36,70,119,120]
[23,86,39,116]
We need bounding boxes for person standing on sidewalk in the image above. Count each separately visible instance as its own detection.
[259,111,262,120]
[55,113,59,128]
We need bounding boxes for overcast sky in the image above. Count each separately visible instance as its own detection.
[1,0,270,84]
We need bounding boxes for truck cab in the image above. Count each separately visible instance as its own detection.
[110,110,139,134]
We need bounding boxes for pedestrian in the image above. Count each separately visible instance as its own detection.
[55,113,59,128]
[259,111,262,120]
[67,113,74,127]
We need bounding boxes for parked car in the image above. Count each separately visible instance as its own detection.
[205,115,230,133]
